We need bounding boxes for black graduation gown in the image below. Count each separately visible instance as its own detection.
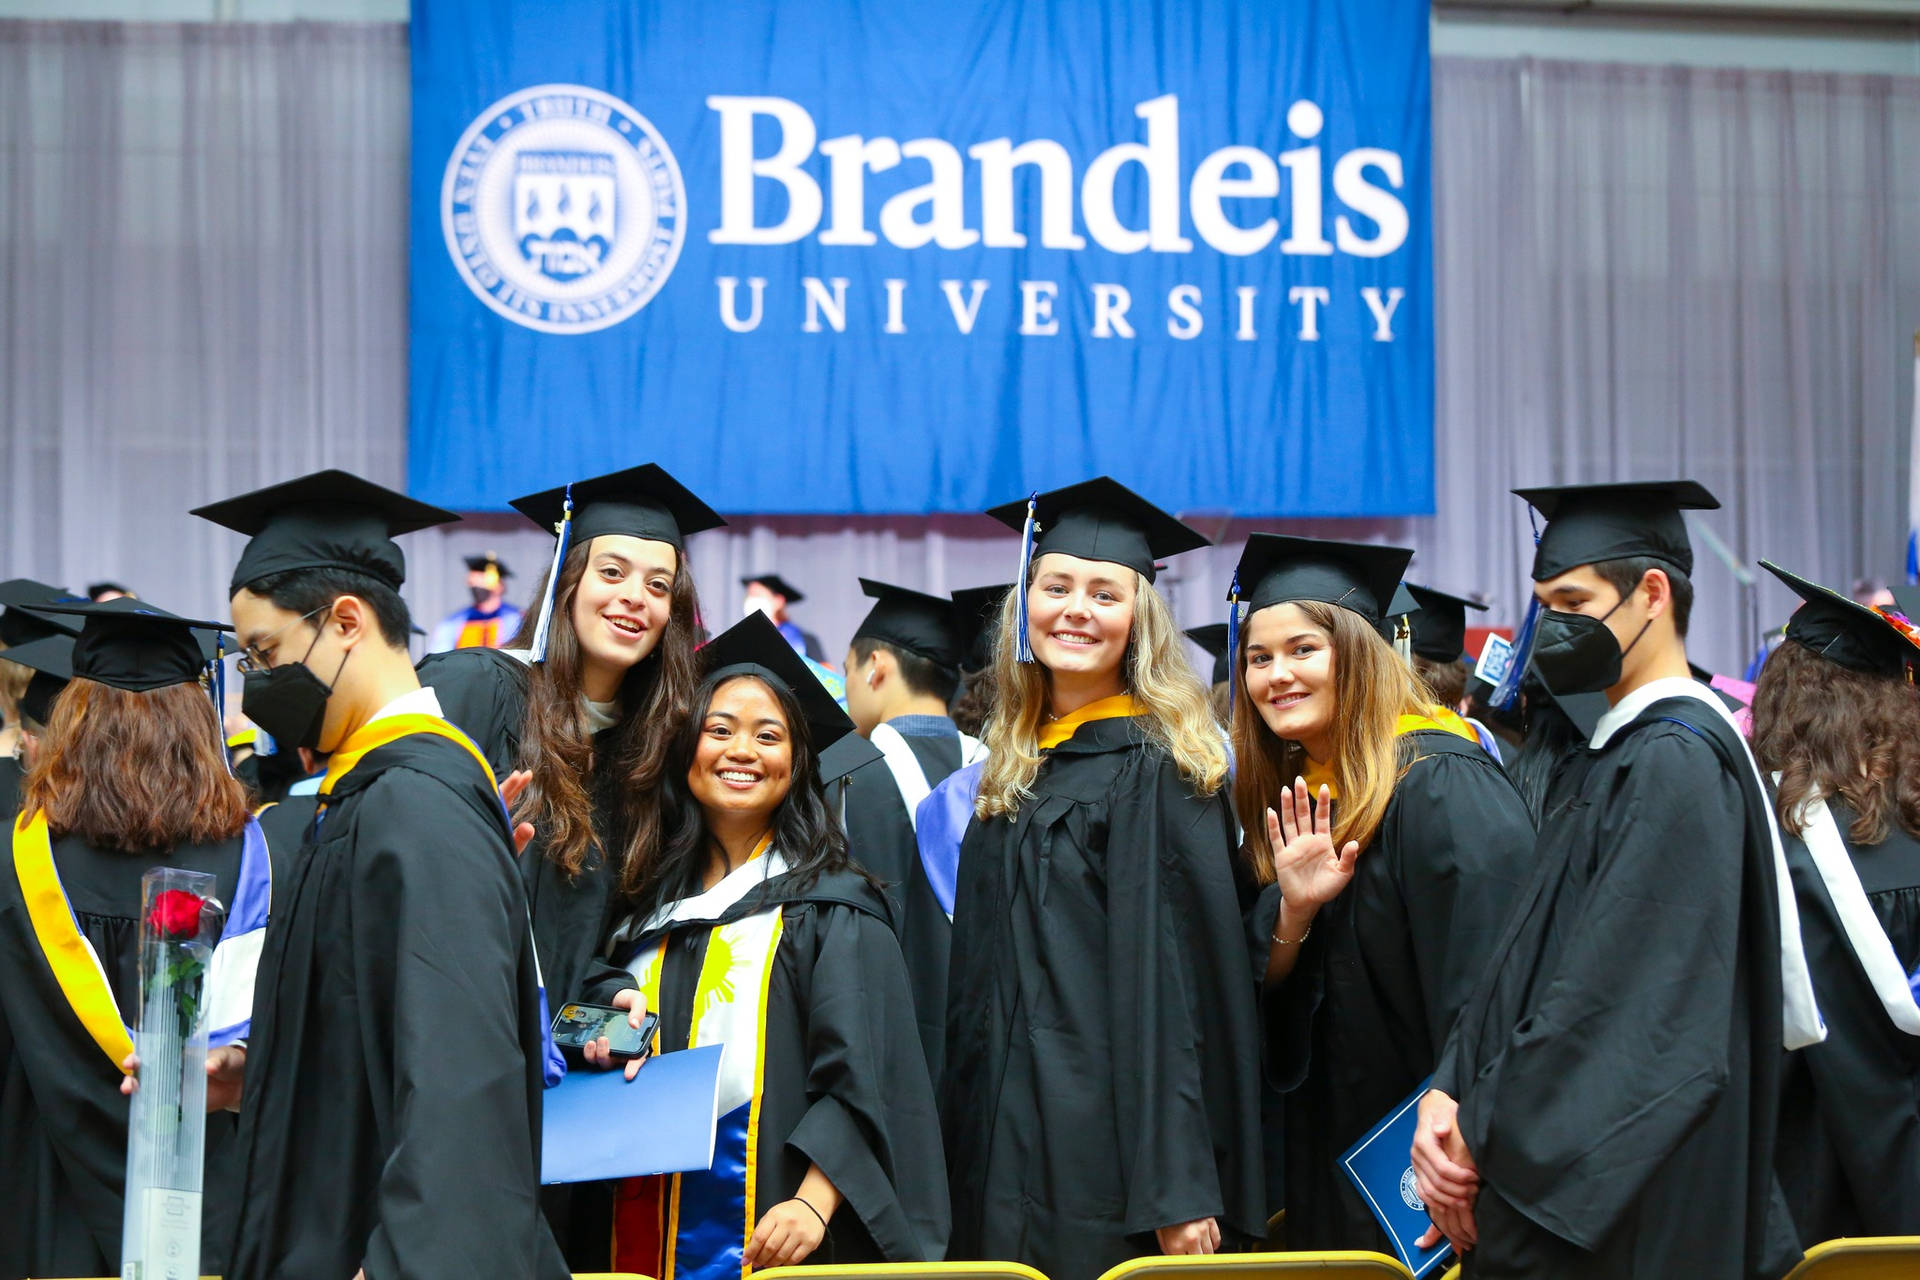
[420,646,637,1268]
[0,830,246,1280]
[224,730,566,1280]
[1775,800,1920,1243]
[1434,697,1798,1280]
[1265,731,1536,1253]
[252,792,319,875]
[417,645,530,775]
[585,868,951,1268]
[941,715,1266,1280]
[0,756,21,817]
[841,726,968,1084]
[841,730,964,918]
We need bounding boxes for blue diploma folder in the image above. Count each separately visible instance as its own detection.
[1338,1077,1455,1278]
[540,1044,724,1184]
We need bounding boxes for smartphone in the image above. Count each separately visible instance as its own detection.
[550,1001,659,1062]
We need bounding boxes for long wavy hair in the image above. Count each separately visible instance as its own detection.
[625,671,858,917]
[976,569,1227,818]
[22,680,250,853]
[1752,639,1920,844]
[506,539,702,881]
[1231,600,1435,882]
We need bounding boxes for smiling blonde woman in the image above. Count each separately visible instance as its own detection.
[940,478,1265,1280]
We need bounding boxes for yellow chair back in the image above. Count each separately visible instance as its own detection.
[753,1265,1049,1280]
[1094,1253,1415,1280]
[1783,1236,1920,1279]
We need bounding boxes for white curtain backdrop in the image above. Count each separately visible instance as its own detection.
[5,20,1918,673]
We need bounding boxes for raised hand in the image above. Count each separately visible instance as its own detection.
[1267,776,1361,913]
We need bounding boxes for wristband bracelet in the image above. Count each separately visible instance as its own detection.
[1272,923,1311,946]
[789,1197,828,1232]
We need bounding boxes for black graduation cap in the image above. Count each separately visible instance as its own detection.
[2,630,73,726]
[192,469,458,595]
[950,583,1013,671]
[0,579,87,647]
[1687,661,1750,713]
[1763,561,1920,679]
[817,731,885,788]
[852,579,964,672]
[1406,584,1489,664]
[697,612,862,783]
[985,477,1209,583]
[21,664,69,727]
[511,463,724,662]
[1185,623,1230,685]
[464,551,512,578]
[741,574,806,604]
[1891,585,1920,623]
[1377,582,1425,646]
[14,598,231,693]
[511,463,723,550]
[1230,534,1414,628]
[1513,479,1719,582]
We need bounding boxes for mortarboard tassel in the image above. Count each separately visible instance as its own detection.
[1013,494,1038,664]
[1492,508,1546,711]
[529,483,575,664]
[1394,614,1413,665]
[1226,570,1242,703]
[211,635,234,775]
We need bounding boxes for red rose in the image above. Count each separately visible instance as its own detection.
[147,889,206,940]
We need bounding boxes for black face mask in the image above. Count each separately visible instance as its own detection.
[469,585,495,607]
[1528,585,1654,696]
[240,610,348,750]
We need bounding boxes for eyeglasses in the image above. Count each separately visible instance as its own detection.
[235,604,331,674]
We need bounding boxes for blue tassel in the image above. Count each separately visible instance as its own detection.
[1492,508,1546,711]
[1014,494,1038,664]
[529,483,575,664]
[1226,570,1242,703]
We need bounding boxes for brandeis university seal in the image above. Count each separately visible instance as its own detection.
[442,83,685,334]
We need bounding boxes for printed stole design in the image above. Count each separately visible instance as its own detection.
[615,843,789,1280]
[11,808,272,1072]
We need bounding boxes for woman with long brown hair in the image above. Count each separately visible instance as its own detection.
[940,479,1265,1280]
[0,601,265,1280]
[418,463,722,1265]
[1752,561,1920,1245]
[1228,534,1534,1257]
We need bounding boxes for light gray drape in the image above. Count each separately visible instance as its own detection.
[4,21,1917,673]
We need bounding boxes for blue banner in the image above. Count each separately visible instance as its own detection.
[410,0,1433,516]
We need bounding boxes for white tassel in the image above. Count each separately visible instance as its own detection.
[529,485,575,664]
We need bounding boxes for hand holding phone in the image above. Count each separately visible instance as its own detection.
[552,1000,659,1067]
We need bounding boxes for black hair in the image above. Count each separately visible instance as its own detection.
[1506,692,1588,817]
[1592,555,1693,639]
[86,582,132,600]
[243,567,413,648]
[848,636,960,704]
[629,670,863,922]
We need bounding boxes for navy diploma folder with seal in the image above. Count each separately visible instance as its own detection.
[1338,1077,1455,1277]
